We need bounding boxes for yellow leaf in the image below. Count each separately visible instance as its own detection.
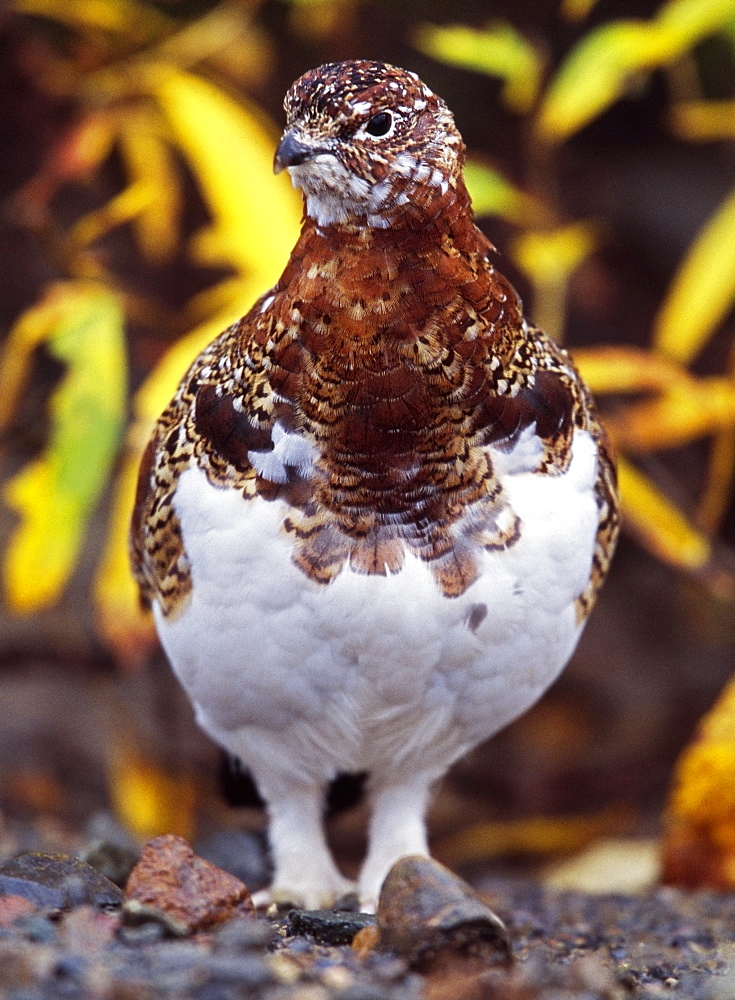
[657,0,735,41]
[670,99,735,141]
[68,180,157,249]
[617,457,711,570]
[109,743,196,840]
[560,0,603,22]
[1,283,126,612]
[654,186,735,363]
[118,109,181,263]
[414,21,543,113]
[436,806,632,866]
[149,66,300,287]
[572,345,689,395]
[510,221,599,338]
[611,376,735,451]
[511,220,599,285]
[662,674,735,889]
[464,160,535,223]
[537,21,672,140]
[14,0,172,43]
[537,0,735,141]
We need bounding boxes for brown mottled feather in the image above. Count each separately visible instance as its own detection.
[130,61,618,620]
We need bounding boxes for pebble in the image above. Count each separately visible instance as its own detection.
[0,895,37,927]
[124,834,254,934]
[59,905,119,954]
[1,836,735,999]
[213,915,277,952]
[376,855,510,970]
[16,914,58,945]
[77,840,140,888]
[0,853,123,910]
[287,909,377,946]
[205,953,275,987]
[117,920,167,945]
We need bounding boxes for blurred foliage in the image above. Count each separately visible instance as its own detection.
[0,282,126,612]
[0,0,734,669]
[662,675,735,888]
[109,741,198,840]
[435,805,634,869]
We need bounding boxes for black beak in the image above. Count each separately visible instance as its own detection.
[274,131,316,173]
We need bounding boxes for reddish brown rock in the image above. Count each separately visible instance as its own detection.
[376,855,510,970]
[124,834,254,933]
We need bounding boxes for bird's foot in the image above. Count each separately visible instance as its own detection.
[252,872,356,912]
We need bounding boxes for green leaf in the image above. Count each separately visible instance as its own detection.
[464,160,533,222]
[1,283,127,612]
[654,186,735,363]
[537,0,735,140]
[414,21,543,112]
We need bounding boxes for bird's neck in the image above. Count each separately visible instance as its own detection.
[274,176,506,353]
[300,174,487,249]
[262,175,524,451]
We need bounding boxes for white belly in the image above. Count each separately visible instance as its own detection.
[154,430,600,786]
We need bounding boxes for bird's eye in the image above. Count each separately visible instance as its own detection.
[365,112,393,137]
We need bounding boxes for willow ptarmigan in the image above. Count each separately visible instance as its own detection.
[131,60,619,911]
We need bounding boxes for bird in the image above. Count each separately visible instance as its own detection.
[130,59,619,912]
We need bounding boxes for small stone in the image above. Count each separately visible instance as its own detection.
[286,908,377,946]
[0,895,37,927]
[213,915,276,952]
[319,964,355,991]
[376,855,510,970]
[60,905,119,954]
[77,840,140,888]
[0,853,123,910]
[117,920,167,945]
[19,914,59,945]
[124,834,254,934]
[351,924,380,959]
[205,953,275,987]
[267,951,302,985]
[121,898,191,938]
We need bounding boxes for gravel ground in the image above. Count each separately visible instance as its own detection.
[1,833,734,1000]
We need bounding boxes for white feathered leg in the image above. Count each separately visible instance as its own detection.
[252,777,354,910]
[358,774,433,912]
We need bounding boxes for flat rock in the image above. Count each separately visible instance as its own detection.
[286,908,376,945]
[0,852,123,910]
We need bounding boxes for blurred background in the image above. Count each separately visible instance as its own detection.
[0,0,734,894]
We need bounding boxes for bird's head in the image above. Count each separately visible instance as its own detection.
[274,60,465,229]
